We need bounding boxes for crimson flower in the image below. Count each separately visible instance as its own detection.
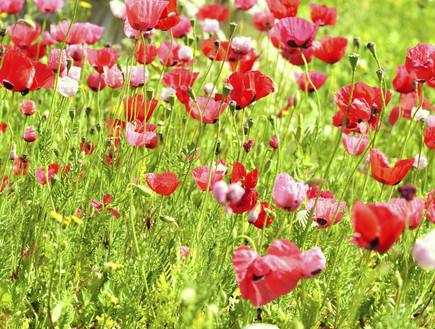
[273,17,319,49]
[376,197,424,230]
[125,122,158,148]
[155,0,180,30]
[405,43,435,83]
[146,172,181,195]
[125,0,169,31]
[35,164,60,185]
[31,62,55,91]
[266,0,300,19]
[235,0,257,11]
[87,48,120,74]
[0,50,35,94]
[135,41,158,64]
[226,70,274,110]
[195,3,229,22]
[351,201,405,253]
[248,201,274,229]
[280,46,313,66]
[50,21,104,45]
[13,154,29,176]
[369,148,414,185]
[305,197,347,228]
[20,100,37,116]
[87,73,106,92]
[163,69,199,89]
[333,82,392,134]
[294,70,327,93]
[227,162,259,214]
[90,195,121,219]
[171,16,192,38]
[425,190,435,223]
[233,239,303,306]
[7,22,41,49]
[80,141,95,154]
[23,126,37,143]
[228,48,260,73]
[3,0,25,14]
[306,186,333,200]
[424,126,435,149]
[393,65,416,94]
[34,0,64,14]
[252,11,275,31]
[312,36,348,64]
[0,123,6,134]
[185,96,227,124]
[123,94,158,122]
[192,166,225,191]
[200,37,229,61]
[157,40,181,66]
[342,133,369,156]
[309,3,337,26]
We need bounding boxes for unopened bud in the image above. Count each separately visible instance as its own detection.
[293,91,301,108]
[146,88,155,101]
[96,123,101,132]
[160,215,176,223]
[228,100,236,113]
[367,42,376,57]
[348,53,359,71]
[376,67,385,83]
[187,88,196,101]
[222,83,233,99]
[86,107,92,117]
[268,115,276,129]
[69,108,75,120]
[229,22,237,35]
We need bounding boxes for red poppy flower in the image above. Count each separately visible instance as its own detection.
[35,164,60,185]
[294,70,327,93]
[333,82,392,134]
[425,190,435,223]
[266,0,300,19]
[34,0,64,14]
[163,69,199,89]
[157,40,181,66]
[376,197,424,230]
[273,17,319,49]
[424,127,435,149]
[146,172,181,195]
[280,46,314,66]
[0,123,7,134]
[134,41,158,65]
[3,0,25,14]
[269,134,279,149]
[21,42,47,61]
[12,153,29,176]
[48,49,67,73]
[125,122,158,148]
[226,70,275,110]
[50,21,103,45]
[235,0,257,11]
[192,166,225,191]
[309,3,337,26]
[312,36,348,64]
[87,73,106,92]
[23,126,37,142]
[125,0,169,31]
[393,65,416,94]
[405,43,435,83]
[155,0,180,30]
[31,62,55,91]
[252,11,275,31]
[7,22,41,49]
[87,48,120,74]
[185,96,227,124]
[228,48,260,73]
[305,197,347,228]
[369,148,414,185]
[0,50,35,94]
[306,186,334,200]
[398,91,435,120]
[342,133,369,156]
[80,141,96,154]
[170,16,192,38]
[248,201,274,229]
[351,201,405,253]
[123,94,158,122]
[227,162,259,214]
[0,176,11,194]
[200,37,229,61]
[233,239,303,306]
[195,3,229,22]
[90,195,121,219]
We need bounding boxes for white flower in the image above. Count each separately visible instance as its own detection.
[161,87,176,102]
[57,76,79,97]
[411,107,430,122]
[231,36,251,55]
[178,46,193,62]
[412,230,435,269]
[202,19,219,34]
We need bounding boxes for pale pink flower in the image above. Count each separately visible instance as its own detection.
[57,76,79,97]
[104,65,123,89]
[109,0,126,20]
[202,19,220,34]
[301,247,326,278]
[272,173,308,211]
[412,230,435,269]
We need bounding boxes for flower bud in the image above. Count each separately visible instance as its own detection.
[160,215,176,223]
[366,42,376,57]
[161,87,176,103]
[146,88,155,101]
[348,53,359,71]
[69,108,76,120]
[222,83,233,99]
[20,100,36,116]
[229,21,238,35]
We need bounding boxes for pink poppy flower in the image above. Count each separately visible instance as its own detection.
[157,40,181,66]
[48,49,67,73]
[234,0,257,11]
[104,65,123,89]
[233,239,303,306]
[272,173,308,211]
[146,172,181,195]
[125,0,169,31]
[412,230,435,269]
[294,70,327,92]
[126,122,158,148]
[123,66,148,88]
[7,22,41,49]
[87,73,106,92]
[376,198,424,230]
[20,100,37,116]
[393,65,416,94]
[252,11,275,31]
[405,43,435,83]
[301,247,326,278]
[171,16,192,38]
[34,0,64,14]
[342,133,369,156]
[185,97,227,124]
[273,17,319,49]
[280,46,314,66]
[424,190,435,224]
[87,48,120,74]
[3,0,25,14]
[266,0,300,19]
[22,126,37,143]
[192,166,225,192]
[305,197,347,228]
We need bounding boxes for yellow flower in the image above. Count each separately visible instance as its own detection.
[79,1,92,9]
[50,211,62,223]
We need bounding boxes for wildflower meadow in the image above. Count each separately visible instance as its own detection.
[1,0,435,328]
